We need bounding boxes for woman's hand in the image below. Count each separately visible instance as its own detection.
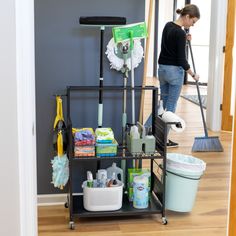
[186,68,199,81]
[193,73,200,81]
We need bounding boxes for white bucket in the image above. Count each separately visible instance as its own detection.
[82,180,123,211]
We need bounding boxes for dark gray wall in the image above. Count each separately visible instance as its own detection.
[35,0,145,194]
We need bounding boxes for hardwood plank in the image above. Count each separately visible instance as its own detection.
[228,61,236,235]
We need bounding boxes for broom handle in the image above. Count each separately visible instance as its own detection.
[139,0,154,123]
[188,41,209,137]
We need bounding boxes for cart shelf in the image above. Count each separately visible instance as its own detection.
[66,86,169,229]
[71,148,162,160]
[72,193,163,218]
[71,155,162,161]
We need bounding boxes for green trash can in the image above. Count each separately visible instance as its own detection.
[165,153,206,212]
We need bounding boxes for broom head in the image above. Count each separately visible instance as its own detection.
[192,136,224,152]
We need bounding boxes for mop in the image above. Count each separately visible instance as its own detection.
[118,47,128,186]
[117,43,129,149]
[188,41,224,152]
[112,22,147,124]
[106,38,144,187]
[113,22,147,167]
[79,16,126,127]
[106,37,144,145]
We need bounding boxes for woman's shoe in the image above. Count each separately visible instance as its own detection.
[167,139,179,148]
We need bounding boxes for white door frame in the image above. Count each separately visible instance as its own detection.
[0,0,37,235]
[16,0,38,235]
[206,0,227,131]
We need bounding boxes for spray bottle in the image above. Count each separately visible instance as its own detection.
[87,171,93,187]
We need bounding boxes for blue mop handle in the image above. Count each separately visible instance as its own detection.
[188,41,208,137]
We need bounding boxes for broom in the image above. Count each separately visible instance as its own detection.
[188,41,224,152]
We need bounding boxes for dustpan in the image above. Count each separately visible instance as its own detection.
[51,96,69,189]
[53,96,67,152]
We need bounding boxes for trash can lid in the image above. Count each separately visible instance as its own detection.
[166,166,204,178]
[166,153,206,175]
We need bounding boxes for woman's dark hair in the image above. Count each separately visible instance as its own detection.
[176,4,200,19]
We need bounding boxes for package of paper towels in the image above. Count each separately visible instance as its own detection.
[161,111,186,133]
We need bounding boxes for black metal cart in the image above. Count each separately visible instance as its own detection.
[66,86,170,230]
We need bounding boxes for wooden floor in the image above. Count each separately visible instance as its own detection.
[38,84,232,236]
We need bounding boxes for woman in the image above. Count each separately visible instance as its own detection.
[158,4,200,147]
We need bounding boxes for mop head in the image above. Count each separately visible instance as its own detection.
[51,154,69,189]
[105,38,143,71]
[192,136,224,152]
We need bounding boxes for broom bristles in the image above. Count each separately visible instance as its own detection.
[192,136,223,152]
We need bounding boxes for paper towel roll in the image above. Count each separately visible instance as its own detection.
[161,111,186,133]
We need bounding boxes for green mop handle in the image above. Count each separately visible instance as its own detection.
[188,40,208,137]
[130,30,135,125]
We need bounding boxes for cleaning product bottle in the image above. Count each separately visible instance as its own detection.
[100,174,107,188]
[96,169,107,187]
[107,172,119,187]
[133,175,149,209]
[106,162,123,183]
[130,125,140,139]
[87,171,93,187]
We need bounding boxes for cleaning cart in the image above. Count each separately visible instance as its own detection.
[65,85,175,229]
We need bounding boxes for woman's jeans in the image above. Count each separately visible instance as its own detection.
[158,64,184,113]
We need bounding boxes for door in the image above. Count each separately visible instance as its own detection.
[221,0,236,131]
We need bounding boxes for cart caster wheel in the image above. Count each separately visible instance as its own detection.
[162,217,168,225]
[64,202,68,208]
[69,221,75,230]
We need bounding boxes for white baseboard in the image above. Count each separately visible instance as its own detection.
[37,194,67,206]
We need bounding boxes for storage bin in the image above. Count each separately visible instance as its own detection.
[126,133,155,155]
[82,180,123,211]
[96,139,118,157]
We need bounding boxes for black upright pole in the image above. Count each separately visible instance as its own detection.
[184,0,191,84]
[173,0,177,21]
[153,0,159,78]
[98,27,104,128]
